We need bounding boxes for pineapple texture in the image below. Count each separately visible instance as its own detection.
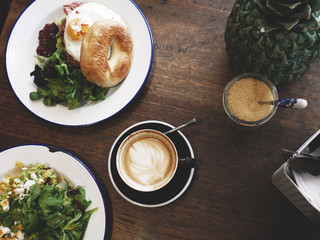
[225,0,320,85]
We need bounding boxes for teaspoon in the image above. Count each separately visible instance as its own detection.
[164,118,197,135]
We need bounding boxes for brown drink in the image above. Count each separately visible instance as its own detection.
[116,130,178,192]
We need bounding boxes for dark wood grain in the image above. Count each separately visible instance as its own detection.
[1,0,320,239]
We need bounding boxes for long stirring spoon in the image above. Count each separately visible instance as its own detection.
[164,118,197,135]
[259,98,307,109]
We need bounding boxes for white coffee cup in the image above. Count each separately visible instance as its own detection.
[116,129,180,192]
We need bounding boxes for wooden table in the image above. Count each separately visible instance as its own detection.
[1,0,320,239]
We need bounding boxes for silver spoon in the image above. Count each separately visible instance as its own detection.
[164,118,197,135]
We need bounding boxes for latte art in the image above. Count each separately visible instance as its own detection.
[127,138,172,186]
[117,130,178,192]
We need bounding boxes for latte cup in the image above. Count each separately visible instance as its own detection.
[116,129,194,192]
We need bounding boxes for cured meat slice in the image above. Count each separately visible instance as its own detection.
[63,2,83,15]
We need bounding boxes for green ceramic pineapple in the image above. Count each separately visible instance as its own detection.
[225,0,320,85]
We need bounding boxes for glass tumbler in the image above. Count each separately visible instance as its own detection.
[222,73,278,128]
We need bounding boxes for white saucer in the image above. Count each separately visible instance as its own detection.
[108,120,195,207]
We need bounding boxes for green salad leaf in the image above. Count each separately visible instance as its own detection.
[0,164,98,240]
[30,22,109,110]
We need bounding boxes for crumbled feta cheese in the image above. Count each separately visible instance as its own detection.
[8,229,24,240]
[15,230,24,240]
[14,188,24,195]
[38,178,44,185]
[23,179,36,191]
[14,178,21,184]
[31,173,38,180]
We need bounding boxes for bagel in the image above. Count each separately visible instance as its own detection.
[80,19,133,88]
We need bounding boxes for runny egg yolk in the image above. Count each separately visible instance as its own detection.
[66,18,90,41]
[1,199,8,208]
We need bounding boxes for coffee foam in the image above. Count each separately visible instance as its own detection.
[117,130,177,191]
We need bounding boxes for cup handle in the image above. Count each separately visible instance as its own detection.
[178,157,195,168]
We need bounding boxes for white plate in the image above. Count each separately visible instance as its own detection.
[0,144,107,239]
[6,0,153,126]
[293,171,320,211]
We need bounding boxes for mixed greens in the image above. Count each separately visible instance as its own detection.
[0,163,97,239]
[30,19,109,110]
